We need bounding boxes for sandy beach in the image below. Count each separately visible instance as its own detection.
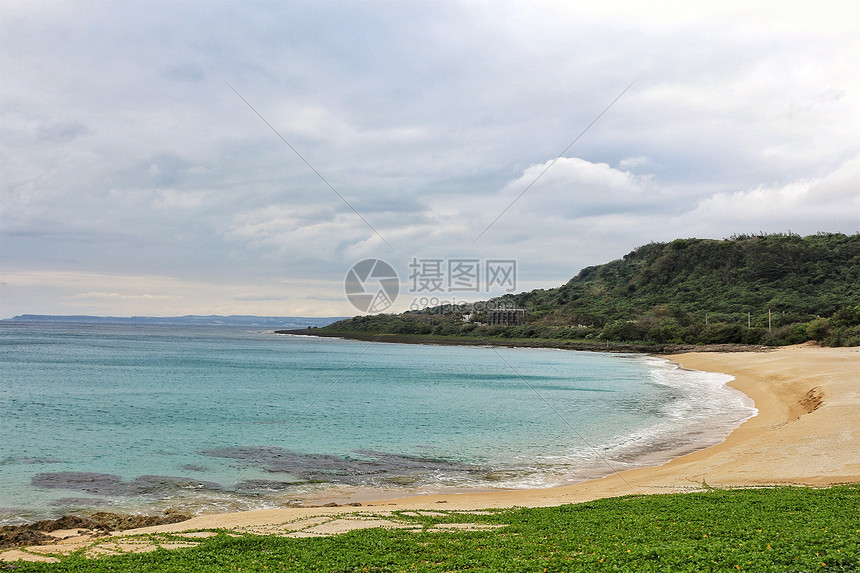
[3,344,858,562]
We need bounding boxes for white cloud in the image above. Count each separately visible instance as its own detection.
[618,156,652,170]
[682,157,860,235]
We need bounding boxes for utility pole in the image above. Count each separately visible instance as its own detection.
[768,309,772,331]
[748,312,751,329]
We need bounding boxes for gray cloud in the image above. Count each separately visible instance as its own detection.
[1,0,857,317]
[36,122,91,143]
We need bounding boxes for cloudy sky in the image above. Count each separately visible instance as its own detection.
[2,0,858,318]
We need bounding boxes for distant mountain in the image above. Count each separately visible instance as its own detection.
[321,233,860,347]
[4,315,347,329]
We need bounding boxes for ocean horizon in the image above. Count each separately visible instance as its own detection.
[0,320,755,525]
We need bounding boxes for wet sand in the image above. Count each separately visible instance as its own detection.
[3,344,858,561]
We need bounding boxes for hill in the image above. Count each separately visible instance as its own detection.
[321,233,860,347]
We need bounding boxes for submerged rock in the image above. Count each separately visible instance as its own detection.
[30,472,121,494]
[30,472,222,496]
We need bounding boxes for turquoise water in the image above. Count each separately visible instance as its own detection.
[0,321,755,523]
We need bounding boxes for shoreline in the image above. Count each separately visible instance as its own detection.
[145,344,860,517]
[3,344,858,561]
[275,328,767,355]
[2,340,750,526]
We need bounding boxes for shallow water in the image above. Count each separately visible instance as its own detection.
[0,321,755,523]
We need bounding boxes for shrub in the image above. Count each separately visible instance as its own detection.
[740,327,767,345]
[806,318,830,341]
[644,318,684,343]
[600,320,648,342]
[832,305,860,328]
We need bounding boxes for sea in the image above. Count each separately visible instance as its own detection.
[0,320,756,525]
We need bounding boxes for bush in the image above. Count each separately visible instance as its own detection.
[827,325,860,347]
[806,318,830,341]
[698,323,745,344]
[761,323,809,346]
[844,325,860,347]
[832,305,860,328]
[741,327,767,345]
[788,322,811,343]
[600,320,649,342]
[644,318,683,343]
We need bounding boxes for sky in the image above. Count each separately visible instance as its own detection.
[1,0,858,318]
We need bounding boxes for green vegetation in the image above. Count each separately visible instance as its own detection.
[10,485,859,571]
[323,233,860,347]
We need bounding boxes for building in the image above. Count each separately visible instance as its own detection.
[488,308,527,326]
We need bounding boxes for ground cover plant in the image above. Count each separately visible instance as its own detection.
[5,485,858,572]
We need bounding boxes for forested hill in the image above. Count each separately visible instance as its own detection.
[321,233,860,347]
[510,232,859,323]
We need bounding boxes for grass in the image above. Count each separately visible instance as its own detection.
[6,485,858,572]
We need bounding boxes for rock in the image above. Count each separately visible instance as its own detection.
[0,511,192,550]
[0,530,55,551]
[87,512,191,530]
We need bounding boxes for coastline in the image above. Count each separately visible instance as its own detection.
[3,344,858,561]
[275,328,765,355]
[144,344,860,516]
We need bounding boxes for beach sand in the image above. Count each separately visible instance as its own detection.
[3,344,858,561]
